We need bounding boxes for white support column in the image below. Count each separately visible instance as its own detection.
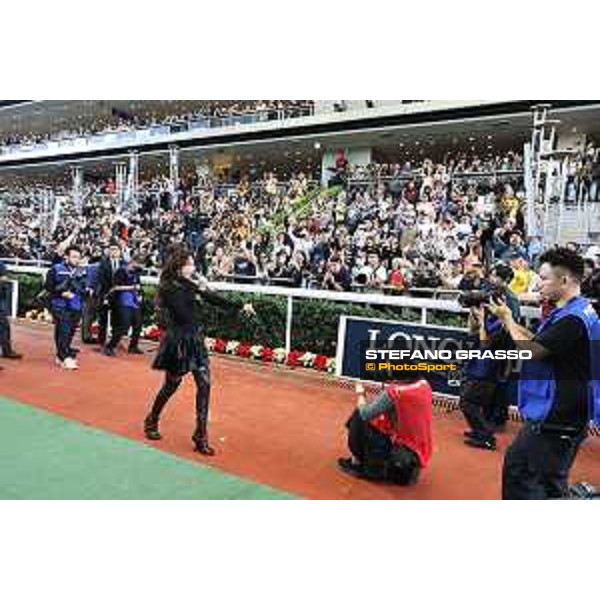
[10,280,18,319]
[71,166,83,214]
[40,189,51,243]
[523,142,536,237]
[285,296,293,354]
[115,162,127,213]
[126,151,139,213]
[50,194,62,235]
[169,145,180,193]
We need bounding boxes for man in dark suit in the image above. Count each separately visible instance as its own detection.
[96,240,126,346]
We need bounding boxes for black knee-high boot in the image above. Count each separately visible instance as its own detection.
[144,373,182,440]
[191,367,214,455]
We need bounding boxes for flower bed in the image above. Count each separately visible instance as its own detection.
[205,336,337,375]
[19,313,337,375]
[24,309,54,324]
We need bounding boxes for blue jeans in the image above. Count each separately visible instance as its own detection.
[52,309,81,361]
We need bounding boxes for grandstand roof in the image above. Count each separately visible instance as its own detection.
[1,101,599,175]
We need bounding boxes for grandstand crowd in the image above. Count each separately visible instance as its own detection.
[0,100,314,150]
[2,143,600,303]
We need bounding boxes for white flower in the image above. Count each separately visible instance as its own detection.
[326,358,337,373]
[205,337,216,351]
[300,352,316,367]
[273,348,287,363]
[250,345,264,358]
[225,340,240,354]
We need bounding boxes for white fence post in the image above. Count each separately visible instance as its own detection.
[10,279,19,319]
[285,296,293,354]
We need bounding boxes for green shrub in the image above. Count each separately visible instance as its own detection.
[11,270,466,354]
[10,272,46,315]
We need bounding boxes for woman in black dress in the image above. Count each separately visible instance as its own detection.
[143,246,255,455]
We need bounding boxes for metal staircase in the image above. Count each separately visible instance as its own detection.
[524,104,597,247]
[541,199,600,246]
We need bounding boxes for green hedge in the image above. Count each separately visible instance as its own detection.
[11,273,44,316]
[11,271,467,354]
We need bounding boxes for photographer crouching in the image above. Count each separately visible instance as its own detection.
[488,247,600,499]
[459,263,520,451]
[338,378,433,485]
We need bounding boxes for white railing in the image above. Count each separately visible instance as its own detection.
[0,257,52,268]
[0,106,314,163]
[6,264,541,354]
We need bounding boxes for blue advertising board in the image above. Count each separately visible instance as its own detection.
[335,315,469,396]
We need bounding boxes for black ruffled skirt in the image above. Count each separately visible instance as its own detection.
[152,327,209,376]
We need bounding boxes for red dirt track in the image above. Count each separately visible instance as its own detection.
[3,321,600,499]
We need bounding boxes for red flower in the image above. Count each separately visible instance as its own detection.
[214,339,227,353]
[238,343,252,358]
[286,350,303,368]
[262,347,274,363]
[146,328,162,342]
[314,355,328,371]
[91,323,99,335]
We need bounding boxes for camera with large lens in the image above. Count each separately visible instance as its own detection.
[458,283,505,309]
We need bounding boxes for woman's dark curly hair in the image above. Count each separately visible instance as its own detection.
[159,244,193,290]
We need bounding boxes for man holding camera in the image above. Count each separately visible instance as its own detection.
[460,263,520,450]
[489,247,600,499]
[45,246,88,370]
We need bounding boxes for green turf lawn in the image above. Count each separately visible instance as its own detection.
[0,396,295,500]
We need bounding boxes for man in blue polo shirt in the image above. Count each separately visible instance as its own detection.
[490,247,600,499]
